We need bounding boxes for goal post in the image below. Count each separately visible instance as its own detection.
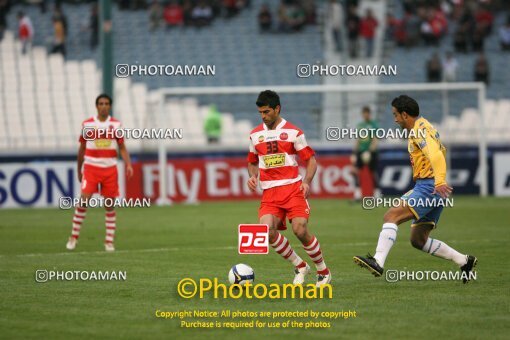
[155,82,487,205]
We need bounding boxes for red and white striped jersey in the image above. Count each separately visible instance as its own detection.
[79,116,124,168]
[247,118,315,190]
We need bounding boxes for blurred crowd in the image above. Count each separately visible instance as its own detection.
[0,0,255,57]
[384,0,510,86]
[148,0,252,30]
[0,0,11,41]
[0,1,100,57]
[257,0,317,34]
[425,50,490,84]
[386,0,510,53]
[325,0,380,59]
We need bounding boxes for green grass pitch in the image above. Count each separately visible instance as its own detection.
[1,197,509,339]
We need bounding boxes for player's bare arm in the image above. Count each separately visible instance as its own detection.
[369,136,378,152]
[433,184,453,198]
[300,156,317,198]
[119,143,134,179]
[420,131,452,199]
[247,162,259,192]
[428,151,452,198]
[77,142,86,182]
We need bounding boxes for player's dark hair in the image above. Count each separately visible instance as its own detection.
[362,106,371,113]
[96,93,112,106]
[391,95,419,117]
[256,90,280,109]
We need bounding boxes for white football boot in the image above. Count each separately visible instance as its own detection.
[316,270,332,288]
[66,237,77,250]
[293,262,310,285]
[104,242,115,252]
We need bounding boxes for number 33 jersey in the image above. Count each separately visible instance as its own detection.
[247,118,315,190]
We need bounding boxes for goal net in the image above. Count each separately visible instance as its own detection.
[149,82,487,204]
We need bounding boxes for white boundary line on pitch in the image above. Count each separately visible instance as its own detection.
[1,243,374,258]
[0,240,487,258]
[0,246,238,258]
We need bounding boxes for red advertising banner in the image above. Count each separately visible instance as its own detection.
[125,155,374,202]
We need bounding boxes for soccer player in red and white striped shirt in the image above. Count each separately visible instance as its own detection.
[66,94,133,252]
[247,90,331,287]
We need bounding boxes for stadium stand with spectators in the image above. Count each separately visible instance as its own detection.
[0,0,509,153]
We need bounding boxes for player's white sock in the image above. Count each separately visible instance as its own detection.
[271,232,304,267]
[105,210,116,244]
[303,236,327,272]
[354,187,362,200]
[374,188,382,198]
[421,238,468,266]
[71,207,87,239]
[373,223,398,268]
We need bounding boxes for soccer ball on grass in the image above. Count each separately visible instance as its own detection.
[228,264,254,286]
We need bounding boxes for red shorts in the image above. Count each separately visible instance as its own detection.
[258,181,310,230]
[81,164,119,198]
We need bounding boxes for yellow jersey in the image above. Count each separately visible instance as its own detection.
[408,117,447,187]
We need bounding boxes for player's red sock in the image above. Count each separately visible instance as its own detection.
[105,210,116,244]
[270,232,305,267]
[71,207,87,239]
[303,236,328,272]
[295,261,307,269]
[317,268,329,275]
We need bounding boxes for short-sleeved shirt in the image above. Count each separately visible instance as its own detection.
[357,119,378,152]
[408,117,447,187]
[79,116,124,169]
[247,118,314,190]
